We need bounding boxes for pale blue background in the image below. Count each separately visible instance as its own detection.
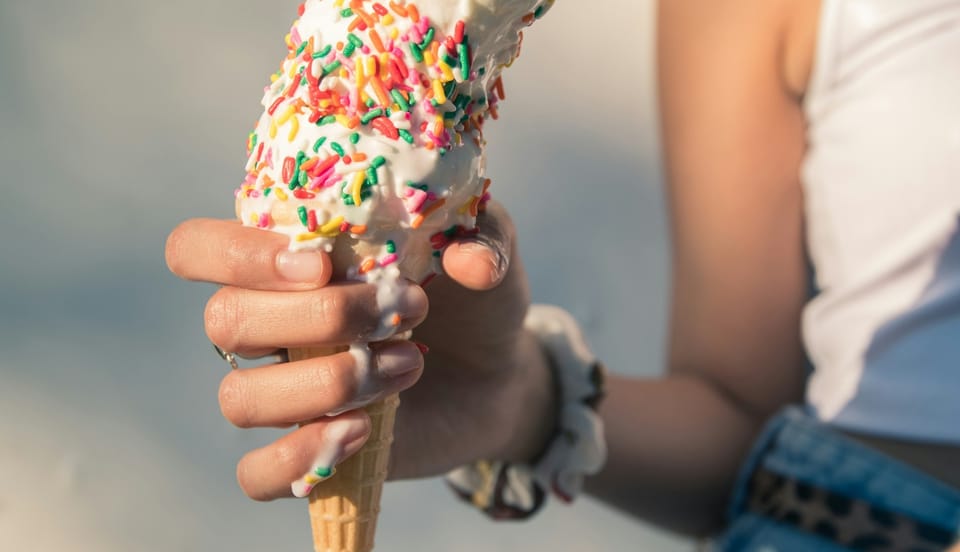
[0,1,692,550]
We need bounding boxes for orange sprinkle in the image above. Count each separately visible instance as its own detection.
[370,75,391,106]
[522,13,536,25]
[411,198,447,229]
[390,313,402,326]
[352,152,368,162]
[407,3,420,22]
[369,30,386,53]
[389,1,408,17]
[350,225,367,235]
[336,41,344,51]
[359,258,377,274]
[494,77,506,101]
[300,157,319,172]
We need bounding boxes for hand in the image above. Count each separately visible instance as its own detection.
[166,218,429,500]
[164,202,555,500]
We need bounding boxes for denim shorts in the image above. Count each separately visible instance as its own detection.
[713,407,960,551]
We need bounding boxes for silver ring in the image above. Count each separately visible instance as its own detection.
[213,344,239,370]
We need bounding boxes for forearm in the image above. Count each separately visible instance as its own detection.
[585,373,766,537]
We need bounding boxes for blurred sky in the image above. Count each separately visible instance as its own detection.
[0,0,689,550]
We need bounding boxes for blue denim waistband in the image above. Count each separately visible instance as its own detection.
[728,406,960,535]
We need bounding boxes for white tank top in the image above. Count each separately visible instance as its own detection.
[802,0,960,442]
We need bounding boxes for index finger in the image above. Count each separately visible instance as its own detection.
[166,218,333,291]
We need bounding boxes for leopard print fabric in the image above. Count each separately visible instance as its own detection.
[746,469,958,551]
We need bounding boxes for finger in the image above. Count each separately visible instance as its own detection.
[442,202,514,291]
[219,341,423,428]
[166,218,333,291]
[205,282,428,355]
[236,412,371,501]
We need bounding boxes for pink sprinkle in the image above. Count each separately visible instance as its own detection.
[258,213,271,228]
[408,26,423,43]
[427,192,437,201]
[406,188,428,213]
[291,27,302,46]
[361,45,371,54]
[417,17,430,34]
[234,188,241,198]
[381,253,399,267]
[250,190,261,198]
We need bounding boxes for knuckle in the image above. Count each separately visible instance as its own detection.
[205,288,244,351]
[308,291,349,338]
[218,372,257,429]
[313,357,358,409]
[221,235,252,284]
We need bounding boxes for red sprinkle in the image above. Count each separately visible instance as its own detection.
[282,156,296,183]
[307,209,318,232]
[454,20,465,43]
[371,117,399,140]
[372,2,388,15]
[310,155,340,177]
[267,97,285,116]
[293,189,316,199]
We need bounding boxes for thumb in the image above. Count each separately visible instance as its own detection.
[441,203,513,291]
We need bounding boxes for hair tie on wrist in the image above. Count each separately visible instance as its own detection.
[445,304,607,520]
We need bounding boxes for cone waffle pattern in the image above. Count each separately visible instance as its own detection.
[288,347,399,552]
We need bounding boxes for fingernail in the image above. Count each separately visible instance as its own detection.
[276,251,325,283]
[291,417,369,498]
[376,344,422,377]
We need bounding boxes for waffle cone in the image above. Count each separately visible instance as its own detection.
[289,346,399,552]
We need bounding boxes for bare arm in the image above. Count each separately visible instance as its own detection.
[584,0,814,536]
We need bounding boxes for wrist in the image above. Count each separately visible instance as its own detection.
[496,328,559,464]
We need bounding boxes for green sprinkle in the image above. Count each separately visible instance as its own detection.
[349,132,360,145]
[299,170,309,187]
[534,5,545,18]
[330,142,346,156]
[442,54,458,67]
[264,187,272,196]
[398,129,414,144]
[313,137,327,153]
[420,28,435,50]
[433,251,442,258]
[430,99,440,108]
[340,8,353,17]
[365,98,376,108]
[478,66,486,76]
[439,147,447,156]
[318,115,337,126]
[443,225,459,238]
[443,81,457,98]
[409,42,424,63]
[295,41,308,55]
[366,167,378,185]
[458,43,470,75]
[347,33,363,48]
[297,206,308,226]
[386,241,397,254]
[371,156,386,169]
[313,44,333,58]
[391,89,410,111]
[443,110,459,120]
[406,181,429,191]
[343,42,356,57]
[360,108,384,124]
[454,94,472,109]
[314,466,333,478]
[323,60,342,75]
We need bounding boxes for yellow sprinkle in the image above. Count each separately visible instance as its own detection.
[249,213,260,225]
[296,233,323,242]
[285,33,293,49]
[339,68,349,79]
[365,56,377,78]
[351,172,365,206]
[336,114,353,128]
[277,105,296,126]
[439,62,454,82]
[379,53,390,80]
[270,73,279,83]
[288,60,298,78]
[382,13,394,25]
[423,49,436,66]
[356,59,366,91]
[320,216,345,234]
[275,188,289,201]
[268,118,278,139]
[390,27,399,40]
[304,474,321,485]
[458,200,472,215]
[288,116,299,142]
[432,80,446,104]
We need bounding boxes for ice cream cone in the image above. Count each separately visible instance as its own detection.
[288,347,400,552]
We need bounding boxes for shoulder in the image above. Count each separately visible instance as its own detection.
[658,0,820,100]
